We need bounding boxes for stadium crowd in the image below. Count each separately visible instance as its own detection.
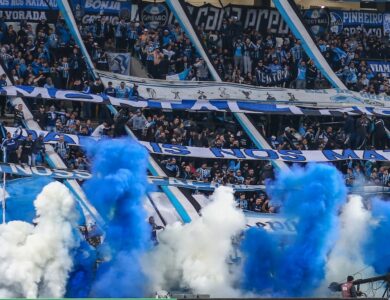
[74,14,390,95]
[0,10,389,212]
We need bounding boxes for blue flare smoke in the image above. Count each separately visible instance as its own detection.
[69,138,151,297]
[364,199,390,274]
[241,164,347,296]
[66,240,96,297]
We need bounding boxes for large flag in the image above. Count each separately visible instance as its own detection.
[166,67,191,81]
[107,52,131,75]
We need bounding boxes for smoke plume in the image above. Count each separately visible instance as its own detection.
[241,163,347,297]
[324,195,376,287]
[363,198,390,274]
[82,138,152,297]
[0,181,79,298]
[146,186,246,297]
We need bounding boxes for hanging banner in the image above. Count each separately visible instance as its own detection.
[97,70,386,107]
[4,159,390,194]
[383,13,390,36]
[244,211,297,233]
[144,2,386,37]
[0,163,91,180]
[367,60,390,77]
[256,69,290,86]
[149,176,265,192]
[143,143,390,162]
[304,8,385,37]
[107,52,131,75]
[141,2,169,29]
[0,0,131,24]
[5,85,390,117]
[176,3,289,35]
[6,126,390,163]
[71,0,132,25]
[0,0,59,22]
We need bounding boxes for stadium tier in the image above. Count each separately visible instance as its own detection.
[0,0,389,299]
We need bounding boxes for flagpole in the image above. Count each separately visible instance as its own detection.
[2,171,5,224]
[2,145,6,224]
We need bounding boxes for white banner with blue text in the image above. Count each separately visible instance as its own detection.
[4,85,390,116]
[6,127,390,162]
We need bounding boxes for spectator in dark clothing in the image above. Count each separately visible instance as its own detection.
[2,129,23,163]
[14,103,24,127]
[104,81,116,97]
[372,116,387,149]
[355,113,370,149]
[34,105,47,129]
[21,133,34,165]
[343,113,355,148]
[0,74,7,116]
[32,133,45,166]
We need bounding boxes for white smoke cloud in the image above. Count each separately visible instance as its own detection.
[320,195,376,295]
[0,181,79,298]
[145,186,246,297]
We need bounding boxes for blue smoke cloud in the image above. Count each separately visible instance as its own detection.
[66,240,96,297]
[364,199,390,274]
[241,163,347,297]
[68,138,151,297]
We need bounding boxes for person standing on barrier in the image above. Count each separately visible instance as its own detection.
[13,104,24,127]
[341,276,357,298]
[32,133,45,166]
[54,134,69,163]
[1,128,23,163]
[20,133,34,165]
[0,74,7,116]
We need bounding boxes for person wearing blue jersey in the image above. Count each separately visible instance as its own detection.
[115,81,130,99]
[295,60,307,89]
[233,39,244,72]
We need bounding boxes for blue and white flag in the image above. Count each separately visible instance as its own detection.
[166,67,191,81]
[107,52,131,75]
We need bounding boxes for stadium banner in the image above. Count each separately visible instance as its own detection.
[143,143,390,162]
[0,162,91,180]
[71,0,132,25]
[107,52,131,75]
[0,160,264,192]
[149,176,265,192]
[97,70,387,107]
[139,2,387,37]
[183,3,289,35]
[141,2,169,29]
[0,0,59,22]
[0,0,131,24]
[5,85,390,116]
[244,211,297,233]
[303,8,386,37]
[6,126,390,163]
[367,60,390,77]
[4,159,390,195]
[138,2,288,34]
[256,69,290,86]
